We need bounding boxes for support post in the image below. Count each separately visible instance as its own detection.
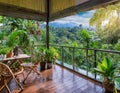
[73,47,75,70]
[86,48,88,76]
[94,50,97,79]
[46,0,50,49]
[61,46,64,66]
[46,19,49,49]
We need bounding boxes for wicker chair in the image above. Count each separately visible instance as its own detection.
[0,62,23,93]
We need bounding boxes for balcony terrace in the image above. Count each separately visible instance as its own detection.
[5,65,103,93]
[1,45,119,93]
[0,0,119,93]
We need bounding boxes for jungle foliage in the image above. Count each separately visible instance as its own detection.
[0,2,120,79]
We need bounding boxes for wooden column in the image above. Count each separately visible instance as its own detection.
[46,0,50,49]
[94,50,97,79]
[46,18,49,49]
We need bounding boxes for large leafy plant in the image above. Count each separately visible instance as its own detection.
[95,57,116,84]
[7,30,29,48]
[44,47,58,63]
[45,48,54,63]
[50,47,58,64]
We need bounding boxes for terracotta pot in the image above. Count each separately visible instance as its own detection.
[7,50,13,58]
[103,82,114,93]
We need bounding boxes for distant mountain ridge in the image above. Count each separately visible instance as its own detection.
[41,22,95,30]
[49,22,78,28]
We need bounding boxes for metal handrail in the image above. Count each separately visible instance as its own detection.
[50,44,120,54]
[26,44,120,81]
[50,44,120,80]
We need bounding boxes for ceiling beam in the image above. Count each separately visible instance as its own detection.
[0,2,46,21]
[50,0,119,21]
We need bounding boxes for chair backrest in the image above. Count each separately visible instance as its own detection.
[0,62,13,77]
[0,62,13,91]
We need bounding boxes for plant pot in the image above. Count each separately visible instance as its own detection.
[40,62,46,71]
[47,62,52,69]
[117,89,120,93]
[7,50,13,58]
[103,82,114,93]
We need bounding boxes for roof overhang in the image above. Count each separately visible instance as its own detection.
[0,0,119,21]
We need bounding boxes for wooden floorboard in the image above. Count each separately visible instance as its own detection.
[5,65,105,93]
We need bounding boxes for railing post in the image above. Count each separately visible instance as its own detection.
[86,48,88,76]
[61,46,64,66]
[94,50,97,79]
[73,47,75,70]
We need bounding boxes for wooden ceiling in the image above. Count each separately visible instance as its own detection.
[0,0,118,21]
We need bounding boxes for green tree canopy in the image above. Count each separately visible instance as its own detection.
[90,3,120,44]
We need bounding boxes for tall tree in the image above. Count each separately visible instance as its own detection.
[81,29,90,48]
[90,3,120,44]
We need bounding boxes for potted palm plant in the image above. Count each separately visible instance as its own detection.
[94,57,117,93]
[52,52,58,64]
[44,47,58,69]
[51,47,58,65]
[45,48,53,69]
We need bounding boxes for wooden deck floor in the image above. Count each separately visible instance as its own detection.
[11,65,104,93]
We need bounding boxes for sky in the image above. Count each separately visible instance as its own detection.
[50,10,95,28]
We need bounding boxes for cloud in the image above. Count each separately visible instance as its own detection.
[50,15,90,27]
[77,10,95,18]
[48,10,96,28]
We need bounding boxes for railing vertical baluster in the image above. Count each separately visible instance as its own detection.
[94,50,97,79]
[61,46,64,66]
[50,45,120,81]
[86,48,88,76]
[73,47,75,70]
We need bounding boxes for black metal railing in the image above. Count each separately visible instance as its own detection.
[50,45,120,81]
[21,44,120,81]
